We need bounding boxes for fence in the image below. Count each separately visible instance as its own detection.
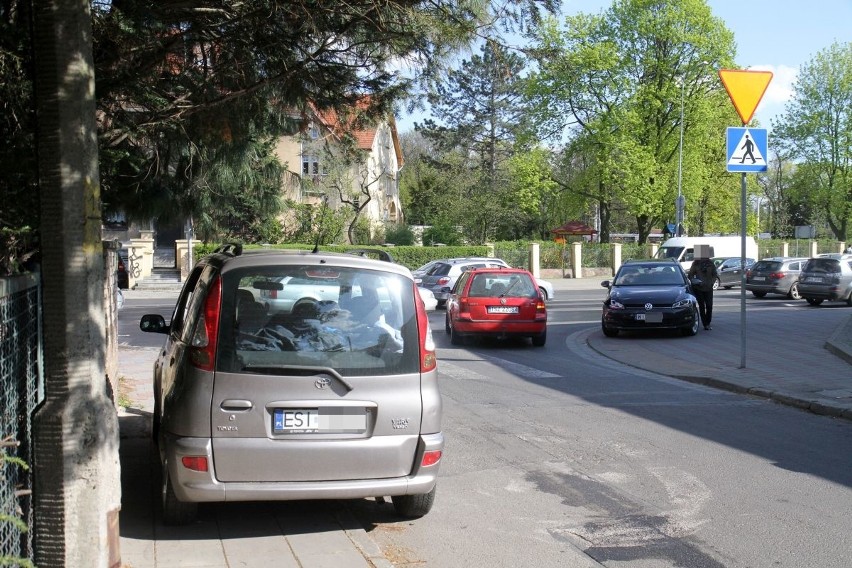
[0,272,41,565]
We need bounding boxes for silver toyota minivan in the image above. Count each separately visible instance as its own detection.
[140,245,443,524]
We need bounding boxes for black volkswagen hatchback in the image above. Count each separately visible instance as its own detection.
[601,259,700,337]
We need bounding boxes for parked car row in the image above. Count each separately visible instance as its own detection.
[744,254,852,306]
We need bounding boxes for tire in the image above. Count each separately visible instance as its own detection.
[437,299,446,309]
[532,330,547,347]
[788,282,801,300]
[751,291,767,298]
[805,297,823,306]
[601,322,618,337]
[161,464,197,526]
[847,293,852,307]
[712,277,720,290]
[538,286,549,301]
[392,486,436,518]
[444,313,451,335]
[450,322,463,345]
[682,309,700,336]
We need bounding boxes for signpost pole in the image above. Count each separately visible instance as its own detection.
[740,172,747,368]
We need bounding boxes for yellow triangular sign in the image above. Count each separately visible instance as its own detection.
[718,69,773,125]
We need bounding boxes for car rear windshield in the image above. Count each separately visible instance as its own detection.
[615,265,684,286]
[216,266,420,376]
[803,259,841,273]
[468,273,537,298]
[752,261,781,271]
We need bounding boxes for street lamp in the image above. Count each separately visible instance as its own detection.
[676,78,686,237]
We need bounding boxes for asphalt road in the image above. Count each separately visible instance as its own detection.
[349,287,852,567]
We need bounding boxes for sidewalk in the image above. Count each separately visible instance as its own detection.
[550,276,852,420]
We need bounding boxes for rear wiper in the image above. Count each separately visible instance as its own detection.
[239,365,353,391]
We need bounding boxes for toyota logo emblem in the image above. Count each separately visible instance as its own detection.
[314,376,332,389]
[644,303,653,311]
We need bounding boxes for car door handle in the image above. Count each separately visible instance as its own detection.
[221,399,253,411]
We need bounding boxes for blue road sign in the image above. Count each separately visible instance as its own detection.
[726,127,768,172]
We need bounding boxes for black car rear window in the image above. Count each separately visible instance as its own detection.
[804,259,840,273]
[215,266,420,376]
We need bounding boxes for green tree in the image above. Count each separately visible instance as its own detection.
[419,42,530,243]
[525,0,738,242]
[773,41,852,241]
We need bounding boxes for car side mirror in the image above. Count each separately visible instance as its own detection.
[140,314,169,334]
[601,280,611,288]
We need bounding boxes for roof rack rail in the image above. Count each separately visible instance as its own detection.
[346,248,394,263]
[214,243,243,256]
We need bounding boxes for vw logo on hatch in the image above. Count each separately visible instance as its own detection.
[644,303,653,311]
[314,375,332,390]
[500,297,507,305]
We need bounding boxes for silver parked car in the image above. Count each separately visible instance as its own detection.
[797,254,852,306]
[416,257,555,307]
[140,245,443,524]
[744,257,808,299]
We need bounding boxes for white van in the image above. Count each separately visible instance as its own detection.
[655,236,758,270]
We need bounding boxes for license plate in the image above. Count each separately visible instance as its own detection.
[805,276,822,283]
[753,276,765,281]
[273,409,367,433]
[636,312,663,323]
[488,306,518,314]
[274,409,318,432]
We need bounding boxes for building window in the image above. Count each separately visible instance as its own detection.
[302,155,320,175]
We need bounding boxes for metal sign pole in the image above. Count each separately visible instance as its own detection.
[740,172,747,368]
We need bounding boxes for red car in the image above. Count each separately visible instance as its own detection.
[445,267,547,346]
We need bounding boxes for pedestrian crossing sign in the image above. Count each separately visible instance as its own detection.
[726,127,768,172]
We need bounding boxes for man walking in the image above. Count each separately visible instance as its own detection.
[688,256,720,330]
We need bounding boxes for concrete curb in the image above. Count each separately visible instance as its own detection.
[825,313,852,365]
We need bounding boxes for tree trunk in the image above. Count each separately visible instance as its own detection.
[31,1,122,566]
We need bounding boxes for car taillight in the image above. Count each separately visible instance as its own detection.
[769,271,785,280]
[535,299,547,320]
[437,277,450,286]
[181,456,209,472]
[189,276,221,371]
[414,282,437,373]
[421,450,442,467]
[745,269,752,278]
[267,289,277,299]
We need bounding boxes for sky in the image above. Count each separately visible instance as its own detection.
[395,0,852,132]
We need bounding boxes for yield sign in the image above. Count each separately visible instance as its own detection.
[718,69,773,125]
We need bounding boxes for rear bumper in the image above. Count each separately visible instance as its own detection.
[798,285,848,301]
[454,319,546,336]
[165,433,444,503]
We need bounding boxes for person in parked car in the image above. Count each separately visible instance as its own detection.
[688,256,720,330]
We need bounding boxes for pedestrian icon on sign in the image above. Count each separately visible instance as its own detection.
[740,135,756,164]
[726,127,767,172]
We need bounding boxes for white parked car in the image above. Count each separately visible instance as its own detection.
[418,287,438,311]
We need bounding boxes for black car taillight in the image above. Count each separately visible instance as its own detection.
[769,271,785,280]
[190,276,222,371]
[413,282,437,373]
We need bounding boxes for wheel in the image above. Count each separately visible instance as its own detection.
[847,293,852,307]
[788,282,801,300]
[601,321,618,337]
[161,463,197,525]
[723,285,733,290]
[682,309,700,336]
[437,299,446,309]
[751,291,767,298]
[450,322,463,345]
[392,486,436,518]
[444,313,451,334]
[538,286,548,301]
[712,277,720,290]
[805,298,823,306]
[531,330,547,347]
